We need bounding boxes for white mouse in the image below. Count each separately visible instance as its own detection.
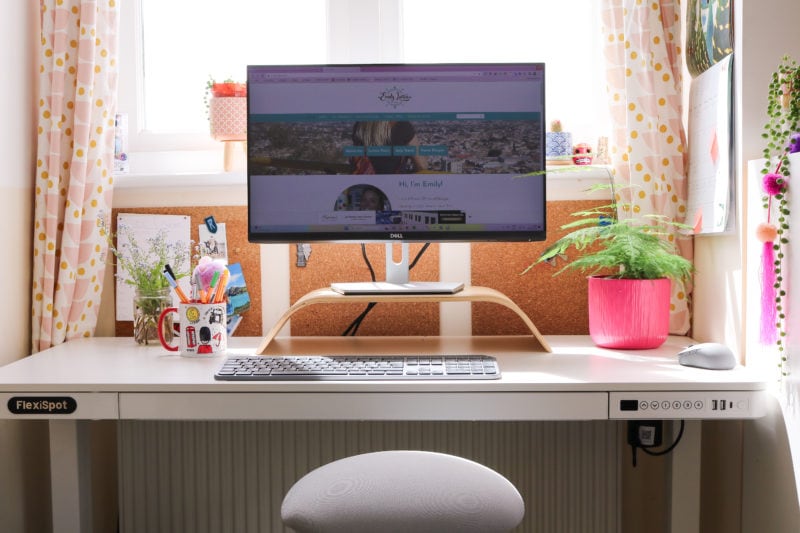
[678,343,737,370]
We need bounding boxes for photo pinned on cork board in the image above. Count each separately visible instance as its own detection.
[199,222,228,263]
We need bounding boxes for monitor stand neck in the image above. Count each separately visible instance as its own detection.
[330,243,465,295]
[386,242,410,284]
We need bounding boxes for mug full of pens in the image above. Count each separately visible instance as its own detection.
[158,257,230,357]
[158,301,227,356]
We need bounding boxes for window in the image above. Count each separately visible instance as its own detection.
[139,0,326,135]
[119,0,607,173]
[401,0,608,150]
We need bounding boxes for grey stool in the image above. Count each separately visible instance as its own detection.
[281,450,524,533]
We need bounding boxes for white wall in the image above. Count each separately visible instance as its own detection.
[0,2,51,532]
[713,1,800,531]
[1,0,35,365]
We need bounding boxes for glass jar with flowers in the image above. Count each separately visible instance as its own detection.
[99,216,190,345]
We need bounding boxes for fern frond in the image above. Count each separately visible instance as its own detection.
[530,204,693,281]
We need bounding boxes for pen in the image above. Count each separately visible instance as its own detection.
[209,271,220,294]
[203,272,219,304]
[164,264,177,281]
[162,271,190,303]
[213,268,230,303]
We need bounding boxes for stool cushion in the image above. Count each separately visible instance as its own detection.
[281,450,524,533]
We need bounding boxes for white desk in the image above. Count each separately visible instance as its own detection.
[0,335,769,533]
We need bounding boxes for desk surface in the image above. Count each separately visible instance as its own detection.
[0,335,768,422]
[0,335,767,392]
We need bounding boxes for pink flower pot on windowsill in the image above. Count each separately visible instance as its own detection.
[587,276,671,349]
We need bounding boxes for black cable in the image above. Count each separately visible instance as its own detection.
[343,302,377,336]
[342,243,431,336]
[361,243,377,282]
[409,243,430,268]
[630,419,686,467]
[640,419,685,457]
[341,244,378,336]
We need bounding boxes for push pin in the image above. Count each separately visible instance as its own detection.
[295,243,311,267]
[204,215,218,234]
[543,253,568,267]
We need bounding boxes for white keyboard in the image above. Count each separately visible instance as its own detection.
[214,355,501,381]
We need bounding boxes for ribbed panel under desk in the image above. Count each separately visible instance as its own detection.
[118,420,620,533]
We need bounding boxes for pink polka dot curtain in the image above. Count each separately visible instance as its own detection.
[32,0,119,352]
[601,0,694,334]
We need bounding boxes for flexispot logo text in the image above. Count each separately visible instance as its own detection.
[8,396,77,415]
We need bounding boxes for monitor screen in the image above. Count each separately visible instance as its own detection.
[247,63,546,244]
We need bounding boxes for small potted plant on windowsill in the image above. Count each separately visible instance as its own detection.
[205,77,247,171]
[524,183,694,349]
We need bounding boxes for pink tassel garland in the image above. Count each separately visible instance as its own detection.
[760,241,778,345]
[758,170,785,347]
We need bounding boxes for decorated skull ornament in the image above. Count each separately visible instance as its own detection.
[572,143,593,165]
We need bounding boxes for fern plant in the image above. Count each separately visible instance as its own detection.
[525,184,694,283]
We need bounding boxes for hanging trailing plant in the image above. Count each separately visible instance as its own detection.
[759,55,800,376]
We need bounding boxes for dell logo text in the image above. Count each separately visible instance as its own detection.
[390,233,404,239]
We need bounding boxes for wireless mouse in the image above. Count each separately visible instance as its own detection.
[678,343,737,370]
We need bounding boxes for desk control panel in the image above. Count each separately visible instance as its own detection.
[609,391,767,420]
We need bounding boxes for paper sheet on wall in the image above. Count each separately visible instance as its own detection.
[686,54,735,234]
[115,213,191,321]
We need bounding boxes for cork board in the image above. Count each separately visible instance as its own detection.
[111,201,604,339]
[112,206,263,337]
[472,200,608,336]
[289,243,440,336]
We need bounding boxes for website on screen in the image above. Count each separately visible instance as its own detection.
[247,64,545,235]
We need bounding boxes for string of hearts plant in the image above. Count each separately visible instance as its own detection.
[758,55,800,376]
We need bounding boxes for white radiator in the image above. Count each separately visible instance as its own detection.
[118,420,620,532]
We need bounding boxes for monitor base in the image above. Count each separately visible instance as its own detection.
[330,281,465,295]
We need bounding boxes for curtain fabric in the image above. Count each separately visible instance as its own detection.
[32,0,119,352]
[601,0,693,334]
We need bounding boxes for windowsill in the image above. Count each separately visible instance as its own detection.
[111,148,248,207]
[115,170,246,189]
[112,170,247,208]
[111,159,611,208]
[544,163,612,199]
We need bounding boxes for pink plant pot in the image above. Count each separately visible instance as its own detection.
[588,276,671,349]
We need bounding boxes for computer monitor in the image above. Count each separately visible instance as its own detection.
[247,63,546,294]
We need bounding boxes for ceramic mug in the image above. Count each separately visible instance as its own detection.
[157,302,227,356]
